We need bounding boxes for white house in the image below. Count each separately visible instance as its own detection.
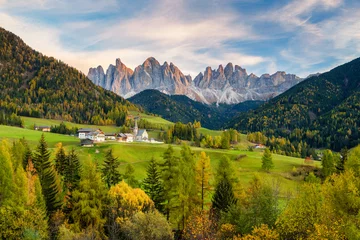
[78,128,94,139]
[125,133,134,142]
[86,130,105,142]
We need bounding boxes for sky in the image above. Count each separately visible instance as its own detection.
[0,0,359,78]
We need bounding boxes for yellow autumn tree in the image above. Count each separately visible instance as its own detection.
[195,152,212,210]
[235,224,279,240]
[108,181,154,224]
[183,210,216,240]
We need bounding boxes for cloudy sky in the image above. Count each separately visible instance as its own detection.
[1,0,359,78]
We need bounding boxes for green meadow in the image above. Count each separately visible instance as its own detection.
[0,121,314,196]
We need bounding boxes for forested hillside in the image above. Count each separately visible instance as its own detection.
[0,27,137,126]
[228,57,360,151]
[129,89,263,129]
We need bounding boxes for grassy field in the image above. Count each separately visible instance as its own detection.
[0,124,314,196]
[22,116,120,133]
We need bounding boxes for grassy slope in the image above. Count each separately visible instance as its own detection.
[0,124,312,196]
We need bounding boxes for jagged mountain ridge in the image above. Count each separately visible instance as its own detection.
[88,57,303,104]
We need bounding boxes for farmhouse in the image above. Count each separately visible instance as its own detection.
[88,130,105,142]
[80,139,94,147]
[35,125,51,132]
[78,128,94,139]
[117,133,127,142]
[254,144,266,149]
[125,133,134,142]
[105,133,116,140]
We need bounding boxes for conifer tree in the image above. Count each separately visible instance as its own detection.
[124,164,138,187]
[196,151,212,210]
[102,149,121,188]
[211,176,237,214]
[262,148,274,171]
[54,143,67,176]
[143,158,164,213]
[64,148,81,191]
[71,162,107,238]
[159,145,179,220]
[215,156,236,184]
[33,134,62,214]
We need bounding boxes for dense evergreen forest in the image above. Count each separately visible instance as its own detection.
[1,135,360,239]
[129,89,263,129]
[0,27,138,126]
[228,57,360,151]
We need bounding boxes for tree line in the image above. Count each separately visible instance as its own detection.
[1,134,360,239]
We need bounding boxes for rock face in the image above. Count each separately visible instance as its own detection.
[88,57,302,104]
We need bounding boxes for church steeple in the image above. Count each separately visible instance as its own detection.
[134,117,139,136]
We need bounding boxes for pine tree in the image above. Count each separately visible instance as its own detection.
[64,148,81,191]
[211,176,237,214]
[143,158,164,213]
[124,164,138,187]
[19,137,32,171]
[71,162,107,238]
[33,134,62,214]
[102,149,121,188]
[159,145,179,220]
[215,156,236,184]
[262,148,274,171]
[195,152,212,210]
[54,143,67,176]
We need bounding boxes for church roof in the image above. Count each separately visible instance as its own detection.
[137,129,147,136]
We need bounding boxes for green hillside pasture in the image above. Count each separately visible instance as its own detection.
[0,125,78,147]
[22,116,120,133]
[1,125,310,196]
[77,141,310,195]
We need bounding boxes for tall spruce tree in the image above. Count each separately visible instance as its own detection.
[123,164,138,187]
[33,134,62,214]
[102,149,121,188]
[19,137,32,171]
[71,162,107,238]
[143,158,164,213]
[160,145,179,220]
[54,143,67,176]
[262,148,274,171]
[64,148,81,191]
[211,176,237,214]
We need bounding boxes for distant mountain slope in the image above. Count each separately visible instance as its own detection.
[129,89,263,129]
[0,27,137,125]
[88,58,302,104]
[228,57,360,150]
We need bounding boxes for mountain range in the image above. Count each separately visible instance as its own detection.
[128,89,264,129]
[228,57,360,151]
[88,58,303,104]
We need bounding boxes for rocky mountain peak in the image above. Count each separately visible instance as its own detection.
[217,64,224,73]
[88,58,303,105]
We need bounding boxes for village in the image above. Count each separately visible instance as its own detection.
[77,118,162,147]
[34,118,162,147]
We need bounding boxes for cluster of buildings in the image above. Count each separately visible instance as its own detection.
[78,118,149,147]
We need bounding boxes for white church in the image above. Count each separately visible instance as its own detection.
[133,117,149,142]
